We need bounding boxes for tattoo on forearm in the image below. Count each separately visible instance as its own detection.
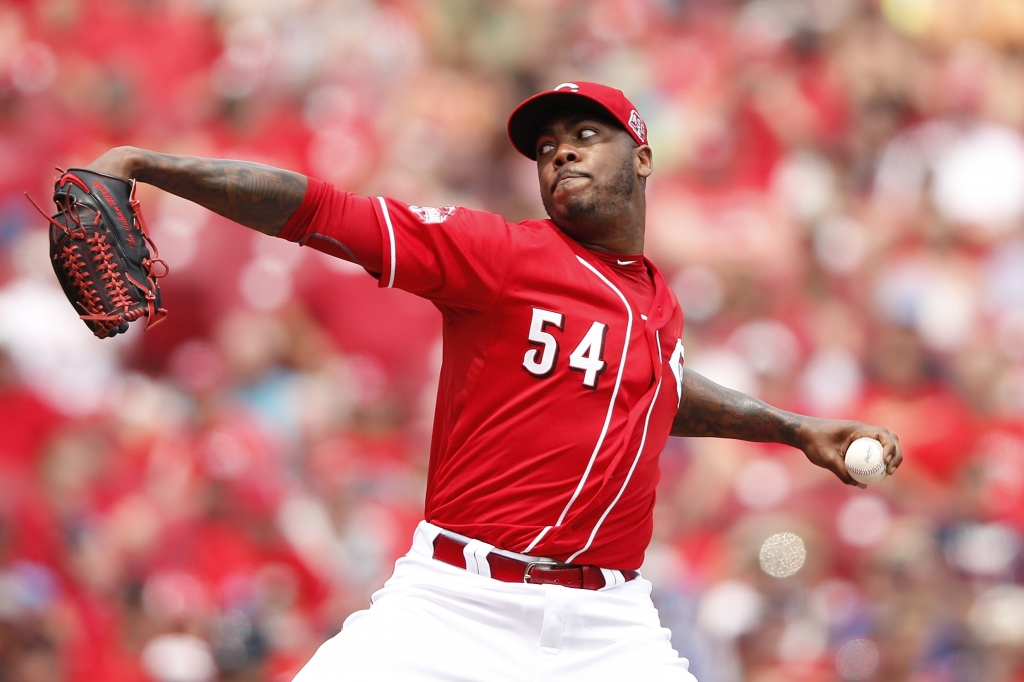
[136,152,308,236]
[671,368,802,446]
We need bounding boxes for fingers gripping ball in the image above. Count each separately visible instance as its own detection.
[28,168,168,339]
[845,437,887,485]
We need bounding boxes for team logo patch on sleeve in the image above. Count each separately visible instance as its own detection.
[409,205,457,224]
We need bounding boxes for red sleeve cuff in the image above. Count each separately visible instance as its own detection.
[277,177,328,242]
[274,178,385,274]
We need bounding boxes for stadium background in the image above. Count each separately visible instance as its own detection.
[1,0,1024,680]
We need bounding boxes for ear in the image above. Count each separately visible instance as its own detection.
[635,145,653,180]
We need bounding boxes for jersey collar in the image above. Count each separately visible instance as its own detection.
[550,224,676,329]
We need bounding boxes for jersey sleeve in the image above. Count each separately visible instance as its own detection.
[370,197,512,311]
[277,178,384,275]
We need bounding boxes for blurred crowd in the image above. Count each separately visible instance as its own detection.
[1,0,1023,680]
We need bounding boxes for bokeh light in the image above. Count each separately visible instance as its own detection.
[968,584,1024,646]
[836,494,892,547]
[835,638,881,681]
[696,580,764,639]
[734,457,791,510]
[758,532,807,578]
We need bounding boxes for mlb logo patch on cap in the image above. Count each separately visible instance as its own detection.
[627,110,646,143]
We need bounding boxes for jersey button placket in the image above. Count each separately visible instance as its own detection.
[645,323,663,382]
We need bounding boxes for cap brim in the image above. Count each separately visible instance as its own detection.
[507,92,618,160]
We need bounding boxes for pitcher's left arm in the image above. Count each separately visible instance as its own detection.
[671,368,903,487]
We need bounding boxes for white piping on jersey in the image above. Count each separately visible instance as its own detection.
[524,525,551,553]
[524,255,633,554]
[567,330,663,563]
[376,197,397,289]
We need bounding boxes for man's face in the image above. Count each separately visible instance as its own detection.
[534,109,649,244]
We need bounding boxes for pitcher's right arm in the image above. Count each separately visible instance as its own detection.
[87,146,307,237]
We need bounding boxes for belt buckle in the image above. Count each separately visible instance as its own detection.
[523,559,560,584]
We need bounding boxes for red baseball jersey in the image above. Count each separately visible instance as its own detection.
[280,181,685,570]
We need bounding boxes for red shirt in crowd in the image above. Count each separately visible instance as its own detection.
[279,179,685,570]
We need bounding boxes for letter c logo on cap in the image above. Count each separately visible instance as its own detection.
[553,83,579,92]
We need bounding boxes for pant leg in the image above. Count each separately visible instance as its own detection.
[292,591,523,681]
[540,577,698,682]
[293,545,540,682]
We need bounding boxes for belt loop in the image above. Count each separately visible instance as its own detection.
[462,539,493,578]
[599,568,624,590]
[416,522,443,557]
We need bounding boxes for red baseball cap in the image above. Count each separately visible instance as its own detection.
[507,82,648,160]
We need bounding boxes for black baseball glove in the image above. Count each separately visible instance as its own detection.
[28,168,168,338]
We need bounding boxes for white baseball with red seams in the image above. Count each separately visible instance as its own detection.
[845,437,887,485]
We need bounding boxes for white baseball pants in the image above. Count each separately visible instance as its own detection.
[293,521,697,682]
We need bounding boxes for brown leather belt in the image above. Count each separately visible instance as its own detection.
[431,533,638,591]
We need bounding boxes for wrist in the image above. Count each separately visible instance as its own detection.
[783,412,814,450]
[86,146,145,182]
[118,146,147,181]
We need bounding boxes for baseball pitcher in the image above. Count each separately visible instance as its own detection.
[65,82,902,681]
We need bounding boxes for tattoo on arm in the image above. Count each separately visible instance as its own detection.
[134,151,308,236]
[671,368,804,447]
